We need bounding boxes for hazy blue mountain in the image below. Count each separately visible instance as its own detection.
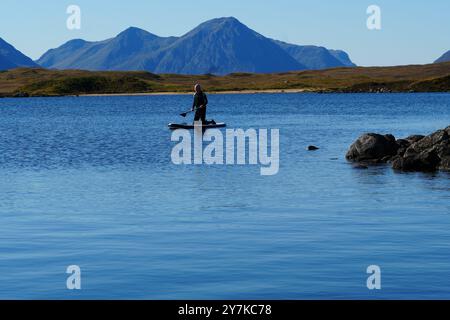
[435,50,450,63]
[328,50,356,67]
[37,17,355,74]
[0,37,38,70]
[39,18,304,74]
[0,55,16,70]
[37,28,177,71]
[273,40,354,70]
[152,17,304,74]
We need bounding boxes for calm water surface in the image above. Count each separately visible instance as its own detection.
[0,93,449,299]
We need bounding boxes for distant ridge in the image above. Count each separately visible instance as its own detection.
[273,40,355,70]
[328,50,356,67]
[0,37,39,70]
[435,50,450,63]
[37,17,356,75]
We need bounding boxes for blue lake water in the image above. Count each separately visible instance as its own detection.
[0,93,449,299]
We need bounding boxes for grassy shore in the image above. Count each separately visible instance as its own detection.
[1,62,450,97]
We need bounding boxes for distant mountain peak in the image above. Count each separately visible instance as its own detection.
[206,16,241,24]
[118,26,155,36]
[116,27,158,40]
[191,16,247,33]
[215,16,243,25]
[59,38,89,50]
[123,26,146,32]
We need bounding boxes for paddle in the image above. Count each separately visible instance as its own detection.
[180,106,205,117]
[180,110,194,118]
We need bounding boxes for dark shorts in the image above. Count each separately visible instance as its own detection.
[194,107,206,123]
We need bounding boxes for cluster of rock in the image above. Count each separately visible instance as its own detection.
[346,126,450,172]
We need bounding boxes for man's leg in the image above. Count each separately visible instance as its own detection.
[194,110,200,123]
[200,107,207,123]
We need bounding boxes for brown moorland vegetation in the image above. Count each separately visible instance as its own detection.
[1,62,450,97]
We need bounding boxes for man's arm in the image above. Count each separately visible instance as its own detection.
[192,95,197,111]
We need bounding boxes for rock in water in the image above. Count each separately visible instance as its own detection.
[440,156,450,171]
[393,128,449,171]
[405,135,426,144]
[392,152,441,171]
[345,133,399,162]
[346,126,450,172]
[307,145,319,151]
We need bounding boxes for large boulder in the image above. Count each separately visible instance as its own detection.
[405,135,426,144]
[346,133,399,162]
[440,156,450,171]
[347,126,450,172]
[394,129,449,171]
[403,130,448,157]
[392,149,441,171]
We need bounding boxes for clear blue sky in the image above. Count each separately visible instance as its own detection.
[1,0,449,66]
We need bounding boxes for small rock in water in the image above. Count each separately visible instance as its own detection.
[307,145,319,151]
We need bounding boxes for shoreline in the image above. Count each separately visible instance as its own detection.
[78,88,313,97]
[2,89,450,99]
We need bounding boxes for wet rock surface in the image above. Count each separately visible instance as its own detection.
[346,126,450,172]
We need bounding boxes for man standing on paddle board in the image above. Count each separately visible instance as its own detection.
[192,84,208,123]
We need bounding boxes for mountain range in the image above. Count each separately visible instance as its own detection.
[2,16,449,74]
[36,17,356,75]
[0,37,38,70]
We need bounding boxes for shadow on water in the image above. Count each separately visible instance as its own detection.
[348,163,391,184]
